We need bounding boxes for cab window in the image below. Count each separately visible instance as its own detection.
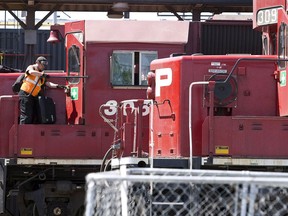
[278,22,288,69]
[110,51,158,86]
[68,44,80,84]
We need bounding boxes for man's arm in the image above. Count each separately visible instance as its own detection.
[26,65,44,77]
[45,81,59,89]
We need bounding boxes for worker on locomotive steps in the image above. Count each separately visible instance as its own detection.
[18,56,66,124]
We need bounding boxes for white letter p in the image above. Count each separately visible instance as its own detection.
[155,68,172,97]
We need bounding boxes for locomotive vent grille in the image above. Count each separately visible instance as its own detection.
[251,123,263,130]
[50,129,61,136]
[76,130,86,136]
[281,124,288,131]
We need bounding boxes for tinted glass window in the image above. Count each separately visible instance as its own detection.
[111,51,158,86]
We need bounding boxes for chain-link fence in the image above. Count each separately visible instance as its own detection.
[85,167,288,216]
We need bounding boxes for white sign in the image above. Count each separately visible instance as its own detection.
[257,7,279,26]
[155,68,172,97]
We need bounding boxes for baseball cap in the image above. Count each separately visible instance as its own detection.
[36,56,48,66]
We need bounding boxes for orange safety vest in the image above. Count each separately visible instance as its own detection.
[20,74,44,97]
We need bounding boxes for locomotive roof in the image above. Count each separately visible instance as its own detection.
[83,20,191,44]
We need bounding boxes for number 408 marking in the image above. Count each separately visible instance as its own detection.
[103,100,151,116]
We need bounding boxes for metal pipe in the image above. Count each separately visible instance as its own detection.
[149,100,154,168]
[188,81,209,170]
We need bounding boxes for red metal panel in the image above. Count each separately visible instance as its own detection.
[14,125,102,158]
[151,58,180,157]
[204,116,288,158]
[0,96,18,157]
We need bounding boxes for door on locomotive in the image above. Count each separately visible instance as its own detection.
[65,22,85,125]
[276,8,288,116]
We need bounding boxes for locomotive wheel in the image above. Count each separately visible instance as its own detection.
[22,201,84,216]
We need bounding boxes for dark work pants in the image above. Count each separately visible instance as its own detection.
[19,90,38,124]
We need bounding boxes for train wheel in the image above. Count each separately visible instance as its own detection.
[47,201,68,216]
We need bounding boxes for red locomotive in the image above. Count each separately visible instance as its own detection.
[113,0,288,173]
[3,6,278,215]
[0,18,260,215]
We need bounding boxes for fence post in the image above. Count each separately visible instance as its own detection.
[248,184,257,216]
[240,183,248,216]
[120,165,128,216]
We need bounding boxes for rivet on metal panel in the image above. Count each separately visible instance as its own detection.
[169,132,174,137]
[157,133,162,137]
